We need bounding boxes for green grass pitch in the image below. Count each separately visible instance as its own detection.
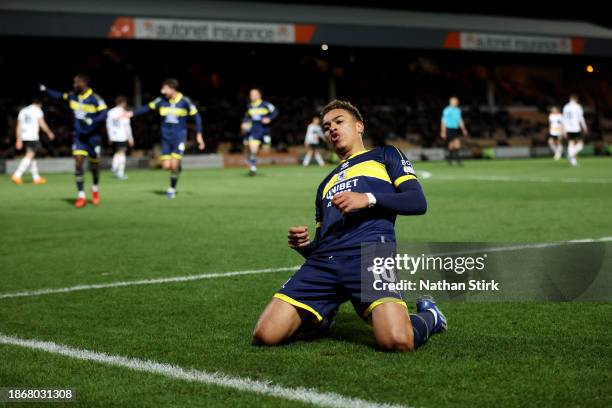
[1,157,611,407]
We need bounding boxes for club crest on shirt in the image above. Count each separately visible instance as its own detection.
[338,170,347,181]
[401,160,414,174]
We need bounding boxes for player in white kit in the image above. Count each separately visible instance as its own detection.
[106,96,134,180]
[562,94,588,167]
[548,107,564,160]
[302,116,325,167]
[11,99,55,185]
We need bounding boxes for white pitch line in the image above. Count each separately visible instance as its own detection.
[0,333,409,408]
[424,174,612,184]
[2,238,611,301]
[0,266,299,300]
[419,237,612,258]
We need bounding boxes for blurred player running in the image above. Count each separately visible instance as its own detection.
[127,79,205,198]
[41,74,107,208]
[441,96,468,166]
[241,88,278,176]
[11,98,55,185]
[106,95,134,180]
[563,94,588,167]
[302,116,325,167]
[548,107,564,160]
[253,100,446,352]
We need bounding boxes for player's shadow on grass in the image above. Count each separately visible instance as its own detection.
[61,198,76,206]
[289,314,377,349]
[326,319,378,348]
[151,190,194,196]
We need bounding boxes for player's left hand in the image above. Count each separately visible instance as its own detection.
[262,117,271,125]
[331,192,369,214]
[48,132,55,141]
[15,140,23,150]
[196,133,205,151]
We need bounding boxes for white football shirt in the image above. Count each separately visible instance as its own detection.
[562,101,586,133]
[304,123,323,145]
[548,113,564,136]
[106,106,133,142]
[17,104,43,141]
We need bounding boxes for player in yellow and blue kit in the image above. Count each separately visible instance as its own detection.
[253,100,446,352]
[241,88,278,176]
[40,74,107,208]
[128,79,205,198]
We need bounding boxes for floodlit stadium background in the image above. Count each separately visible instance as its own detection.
[1,2,611,407]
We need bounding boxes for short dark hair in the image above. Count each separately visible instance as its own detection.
[75,73,90,85]
[32,98,43,105]
[320,99,364,124]
[115,95,128,106]
[162,78,179,90]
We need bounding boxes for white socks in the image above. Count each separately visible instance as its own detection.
[315,152,324,166]
[303,151,325,166]
[303,151,312,166]
[567,141,584,166]
[554,144,563,160]
[30,160,40,180]
[14,157,31,178]
[112,153,126,176]
[549,141,563,160]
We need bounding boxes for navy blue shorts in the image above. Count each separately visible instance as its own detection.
[244,132,270,145]
[276,254,406,322]
[161,131,187,160]
[73,134,102,161]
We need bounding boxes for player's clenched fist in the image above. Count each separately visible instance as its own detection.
[288,226,310,248]
[331,192,369,214]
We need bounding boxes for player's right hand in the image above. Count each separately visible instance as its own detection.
[39,84,46,92]
[15,140,23,150]
[288,226,310,248]
[440,132,446,140]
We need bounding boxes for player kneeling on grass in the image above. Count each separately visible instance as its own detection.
[253,100,446,352]
[12,98,55,185]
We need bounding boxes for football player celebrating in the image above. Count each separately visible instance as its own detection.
[11,98,55,185]
[127,79,205,198]
[41,74,107,208]
[241,88,278,176]
[253,100,446,352]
